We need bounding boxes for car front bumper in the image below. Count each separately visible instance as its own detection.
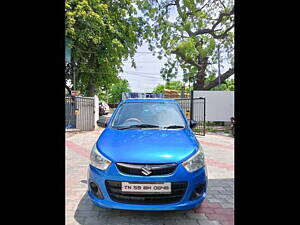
[87,163,208,211]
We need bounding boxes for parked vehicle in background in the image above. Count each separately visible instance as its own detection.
[89,98,208,211]
[99,101,110,116]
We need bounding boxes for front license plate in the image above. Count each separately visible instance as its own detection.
[121,182,171,194]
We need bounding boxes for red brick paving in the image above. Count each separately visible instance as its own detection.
[206,133,234,139]
[66,140,89,159]
[214,208,234,215]
[195,199,234,225]
[200,140,233,150]
[205,159,234,171]
[66,131,234,225]
[220,221,234,225]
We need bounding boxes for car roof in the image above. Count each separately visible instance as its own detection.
[122,98,177,103]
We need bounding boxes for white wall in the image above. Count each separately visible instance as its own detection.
[193,91,234,122]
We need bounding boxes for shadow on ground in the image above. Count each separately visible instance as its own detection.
[73,178,234,225]
[74,192,192,225]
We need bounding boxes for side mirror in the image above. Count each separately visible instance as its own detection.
[190,120,198,129]
[97,119,107,128]
[96,119,102,127]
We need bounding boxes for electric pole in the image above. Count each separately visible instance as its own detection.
[217,45,221,89]
[73,67,76,91]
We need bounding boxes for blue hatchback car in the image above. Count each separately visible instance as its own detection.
[88,98,208,211]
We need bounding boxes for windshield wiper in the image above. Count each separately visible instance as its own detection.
[163,125,185,129]
[116,124,160,130]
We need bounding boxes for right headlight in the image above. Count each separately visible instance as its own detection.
[182,145,205,172]
[90,144,111,170]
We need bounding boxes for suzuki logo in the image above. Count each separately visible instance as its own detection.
[141,165,152,176]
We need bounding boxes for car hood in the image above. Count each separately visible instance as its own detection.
[96,128,199,164]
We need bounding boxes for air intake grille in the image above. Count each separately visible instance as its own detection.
[105,180,187,205]
[116,163,177,176]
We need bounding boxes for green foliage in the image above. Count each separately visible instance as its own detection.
[108,79,131,103]
[65,0,144,95]
[205,74,234,91]
[152,84,165,93]
[165,80,184,91]
[152,81,193,93]
[137,0,234,89]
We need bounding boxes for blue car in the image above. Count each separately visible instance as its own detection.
[88,98,208,211]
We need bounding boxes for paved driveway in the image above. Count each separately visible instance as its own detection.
[66,130,234,225]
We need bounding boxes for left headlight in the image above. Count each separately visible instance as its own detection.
[182,145,205,172]
[90,144,111,170]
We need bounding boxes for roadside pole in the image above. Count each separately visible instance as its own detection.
[218,45,221,88]
[73,67,76,91]
[181,86,185,98]
[190,90,194,121]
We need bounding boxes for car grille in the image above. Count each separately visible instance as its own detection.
[116,163,177,176]
[105,180,187,205]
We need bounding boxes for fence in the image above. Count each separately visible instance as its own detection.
[175,96,206,136]
[65,96,97,131]
[65,97,76,128]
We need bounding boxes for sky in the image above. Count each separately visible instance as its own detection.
[119,44,184,93]
[66,42,233,93]
[66,44,233,93]
[119,3,234,93]
[119,42,233,93]
[66,3,234,93]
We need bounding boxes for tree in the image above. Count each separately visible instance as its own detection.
[153,84,165,93]
[65,0,144,96]
[153,81,184,93]
[165,80,184,91]
[137,0,234,90]
[108,79,131,103]
[153,80,192,93]
[205,73,234,90]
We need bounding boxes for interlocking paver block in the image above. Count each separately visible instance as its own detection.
[66,131,234,225]
[186,212,208,220]
[174,218,199,225]
[83,216,105,225]
[197,220,221,225]
[105,216,131,225]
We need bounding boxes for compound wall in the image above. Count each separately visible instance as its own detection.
[193,91,234,122]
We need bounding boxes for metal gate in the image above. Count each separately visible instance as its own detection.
[65,97,76,128]
[65,96,95,131]
[175,96,206,135]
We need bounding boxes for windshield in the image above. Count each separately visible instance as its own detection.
[110,102,186,129]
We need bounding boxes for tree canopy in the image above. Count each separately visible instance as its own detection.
[153,80,193,93]
[65,0,144,96]
[137,0,234,90]
[108,79,131,103]
[152,77,233,94]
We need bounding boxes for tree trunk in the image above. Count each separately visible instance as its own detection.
[171,50,234,91]
[194,56,208,90]
[87,79,95,97]
[86,54,96,97]
[203,68,234,90]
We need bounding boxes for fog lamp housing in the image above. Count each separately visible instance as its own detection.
[89,181,104,199]
[189,181,206,201]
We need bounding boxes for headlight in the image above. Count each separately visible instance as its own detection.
[90,144,111,170]
[182,145,205,172]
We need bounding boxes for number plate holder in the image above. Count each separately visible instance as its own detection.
[121,182,171,194]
